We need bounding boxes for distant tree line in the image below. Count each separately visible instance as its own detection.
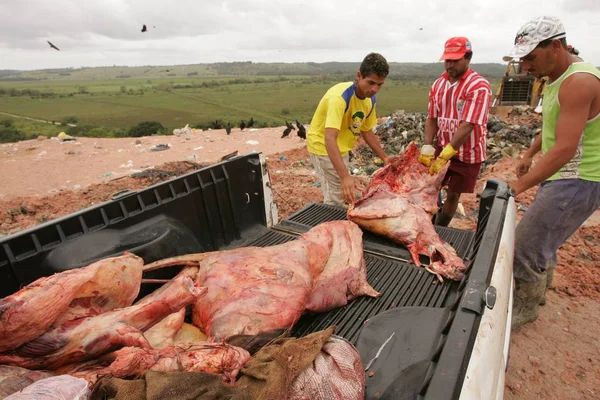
[0,118,170,143]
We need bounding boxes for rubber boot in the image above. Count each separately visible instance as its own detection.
[539,266,555,306]
[434,213,452,227]
[511,275,547,330]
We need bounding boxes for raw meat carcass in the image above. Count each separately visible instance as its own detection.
[348,142,466,281]
[0,253,143,353]
[192,240,315,340]
[97,343,249,384]
[299,221,378,312]
[0,275,205,370]
[144,309,186,349]
[64,343,250,385]
[145,221,379,341]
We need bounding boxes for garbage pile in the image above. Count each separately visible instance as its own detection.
[353,110,428,175]
[485,116,541,169]
[351,110,541,176]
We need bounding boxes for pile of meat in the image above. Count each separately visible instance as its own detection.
[348,142,466,281]
[0,221,377,399]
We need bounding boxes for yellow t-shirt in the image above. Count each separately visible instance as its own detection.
[307,82,377,156]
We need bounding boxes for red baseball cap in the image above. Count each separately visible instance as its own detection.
[440,37,473,60]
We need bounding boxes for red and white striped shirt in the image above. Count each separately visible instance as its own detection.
[427,68,492,164]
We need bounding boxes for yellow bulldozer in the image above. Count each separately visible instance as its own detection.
[490,61,546,116]
[490,45,580,116]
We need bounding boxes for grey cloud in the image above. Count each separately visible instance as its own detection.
[0,0,599,70]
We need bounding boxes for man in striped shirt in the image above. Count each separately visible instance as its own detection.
[420,37,492,226]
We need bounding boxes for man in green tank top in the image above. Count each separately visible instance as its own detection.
[504,16,600,330]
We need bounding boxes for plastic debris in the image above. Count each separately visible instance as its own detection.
[57,132,76,142]
[150,144,170,152]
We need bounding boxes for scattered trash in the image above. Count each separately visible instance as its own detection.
[37,151,47,157]
[186,154,199,161]
[117,149,126,153]
[65,151,83,155]
[246,140,259,145]
[73,184,81,190]
[312,182,321,188]
[57,132,75,142]
[173,124,193,136]
[518,204,529,212]
[279,156,288,161]
[193,146,204,150]
[456,203,466,217]
[248,128,259,132]
[373,157,384,166]
[119,160,134,168]
[150,144,170,152]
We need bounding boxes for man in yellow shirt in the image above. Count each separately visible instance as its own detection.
[307,52,392,206]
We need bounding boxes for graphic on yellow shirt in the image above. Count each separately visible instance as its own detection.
[351,110,365,134]
[307,82,377,156]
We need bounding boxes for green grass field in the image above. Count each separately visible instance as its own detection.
[0,74,500,137]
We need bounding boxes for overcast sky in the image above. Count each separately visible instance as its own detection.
[1,0,599,70]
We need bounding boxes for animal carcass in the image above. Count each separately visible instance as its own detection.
[143,221,379,341]
[348,142,466,281]
[0,253,144,353]
[0,274,204,370]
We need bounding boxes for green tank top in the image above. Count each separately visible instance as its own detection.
[542,62,600,182]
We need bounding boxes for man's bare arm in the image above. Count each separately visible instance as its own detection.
[361,129,389,163]
[523,134,542,158]
[516,134,542,178]
[511,74,594,194]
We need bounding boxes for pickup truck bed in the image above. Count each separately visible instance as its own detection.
[0,152,512,399]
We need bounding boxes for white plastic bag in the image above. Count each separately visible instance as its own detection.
[5,375,90,400]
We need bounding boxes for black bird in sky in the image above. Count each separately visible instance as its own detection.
[47,41,60,51]
[141,24,147,32]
